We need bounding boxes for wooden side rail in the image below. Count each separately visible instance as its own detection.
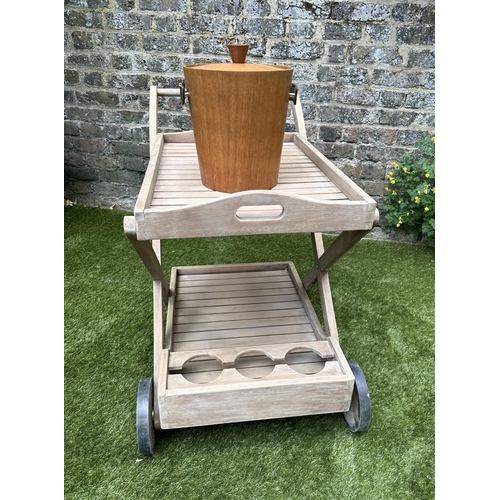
[302,210,379,291]
[123,216,169,298]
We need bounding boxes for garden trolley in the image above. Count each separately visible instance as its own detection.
[125,85,379,455]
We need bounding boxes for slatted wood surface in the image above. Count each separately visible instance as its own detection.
[170,266,321,353]
[151,141,349,208]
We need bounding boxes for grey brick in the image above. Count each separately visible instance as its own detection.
[318,125,342,142]
[156,16,177,32]
[193,37,233,55]
[80,121,111,139]
[356,144,394,162]
[336,86,379,106]
[64,90,76,104]
[65,0,109,7]
[331,3,391,22]
[237,19,285,37]
[372,69,420,88]
[317,66,368,85]
[65,163,99,181]
[180,16,228,35]
[106,13,152,30]
[342,127,397,145]
[111,54,133,70]
[380,91,407,108]
[349,46,403,66]
[395,129,431,146]
[271,41,323,60]
[119,155,148,172]
[116,0,135,10]
[64,121,80,136]
[392,4,435,24]
[289,63,315,81]
[298,84,333,102]
[378,109,416,127]
[315,142,355,160]
[365,24,391,43]
[71,31,94,49]
[95,32,141,50]
[107,74,150,91]
[341,160,386,181]
[65,69,80,84]
[407,50,435,68]
[84,72,104,86]
[327,45,346,63]
[324,22,361,41]
[318,105,372,124]
[109,141,150,157]
[99,168,144,186]
[423,72,435,90]
[134,54,181,72]
[143,35,189,52]
[413,112,435,128]
[65,10,103,28]
[396,25,435,45]
[248,0,271,16]
[70,137,108,154]
[404,92,434,109]
[278,1,331,19]
[65,106,107,123]
[75,91,120,107]
[191,0,240,16]
[288,20,316,39]
[139,0,186,12]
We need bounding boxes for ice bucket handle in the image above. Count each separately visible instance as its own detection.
[179,81,298,106]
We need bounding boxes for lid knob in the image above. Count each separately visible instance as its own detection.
[227,44,249,64]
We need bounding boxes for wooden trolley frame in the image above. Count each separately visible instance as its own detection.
[126,86,379,455]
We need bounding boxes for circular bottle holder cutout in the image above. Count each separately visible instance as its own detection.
[181,356,224,384]
[284,347,326,375]
[235,351,275,379]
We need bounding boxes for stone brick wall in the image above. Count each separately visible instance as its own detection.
[64,0,435,225]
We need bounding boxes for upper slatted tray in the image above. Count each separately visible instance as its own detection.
[151,141,348,208]
[134,132,377,239]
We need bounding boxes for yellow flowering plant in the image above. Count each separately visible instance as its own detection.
[382,136,435,245]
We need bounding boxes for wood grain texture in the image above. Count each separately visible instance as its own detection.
[183,63,293,192]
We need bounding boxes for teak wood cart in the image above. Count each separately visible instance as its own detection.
[125,86,379,455]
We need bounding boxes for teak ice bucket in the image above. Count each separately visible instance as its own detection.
[183,61,293,193]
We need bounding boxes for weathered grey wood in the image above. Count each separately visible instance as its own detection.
[166,262,325,352]
[133,132,378,239]
[139,195,375,239]
[152,239,164,429]
[123,216,169,297]
[168,339,335,370]
[310,232,339,341]
[134,133,164,220]
[173,331,319,351]
[159,366,353,429]
[302,223,379,290]
[149,86,158,154]
[291,93,307,137]
[128,87,378,433]
[164,267,178,351]
[292,133,376,208]
[163,130,195,142]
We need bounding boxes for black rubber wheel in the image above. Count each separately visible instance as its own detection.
[136,378,156,455]
[343,360,371,433]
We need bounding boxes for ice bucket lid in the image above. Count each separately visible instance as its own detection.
[184,63,292,73]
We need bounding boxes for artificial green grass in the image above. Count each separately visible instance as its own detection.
[65,205,435,499]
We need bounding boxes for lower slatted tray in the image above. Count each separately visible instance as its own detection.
[157,262,355,429]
